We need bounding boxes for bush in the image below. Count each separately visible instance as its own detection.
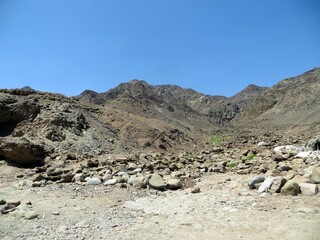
[228,162,237,168]
[246,153,257,160]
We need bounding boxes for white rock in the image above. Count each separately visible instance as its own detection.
[258,141,269,146]
[116,171,128,176]
[86,177,102,185]
[258,176,274,193]
[132,168,142,174]
[295,151,311,159]
[103,179,117,185]
[299,183,318,195]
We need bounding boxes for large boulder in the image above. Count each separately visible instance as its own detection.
[0,137,46,165]
[281,180,300,196]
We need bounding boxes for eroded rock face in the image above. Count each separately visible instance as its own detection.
[0,137,46,165]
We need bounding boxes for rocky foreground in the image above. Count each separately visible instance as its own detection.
[1,136,320,239]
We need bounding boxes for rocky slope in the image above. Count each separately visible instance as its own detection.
[1,68,319,166]
[235,67,320,128]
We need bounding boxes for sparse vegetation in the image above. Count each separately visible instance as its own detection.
[228,162,237,168]
[209,134,227,145]
[246,153,257,160]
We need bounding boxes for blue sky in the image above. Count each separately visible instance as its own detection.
[0,0,319,96]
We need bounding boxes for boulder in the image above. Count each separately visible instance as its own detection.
[311,167,320,184]
[281,180,300,196]
[86,177,102,185]
[59,172,74,183]
[258,176,274,193]
[0,137,46,165]
[248,175,265,190]
[270,176,286,193]
[299,183,318,195]
[132,177,147,189]
[166,179,182,190]
[148,173,166,190]
[103,179,117,186]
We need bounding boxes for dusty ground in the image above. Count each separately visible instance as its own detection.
[1,164,320,240]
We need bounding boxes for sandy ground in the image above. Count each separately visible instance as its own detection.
[1,164,320,240]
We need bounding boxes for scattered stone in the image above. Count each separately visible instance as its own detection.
[102,173,113,182]
[281,180,300,196]
[72,173,84,183]
[258,176,274,193]
[52,211,60,215]
[291,175,312,184]
[296,151,311,159]
[258,141,269,147]
[299,183,318,195]
[277,165,292,172]
[248,175,265,189]
[166,179,182,190]
[103,179,117,186]
[270,176,286,193]
[0,199,6,205]
[148,173,166,190]
[59,172,74,183]
[87,159,99,168]
[297,207,318,214]
[311,167,320,184]
[31,173,46,182]
[273,154,283,162]
[24,211,38,219]
[6,201,21,207]
[191,186,201,194]
[1,205,16,214]
[132,177,147,189]
[32,181,42,187]
[86,177,102,185]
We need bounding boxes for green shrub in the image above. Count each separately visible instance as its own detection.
[209,135,224,145]
[228,162,237,168]
[246,153,257,160]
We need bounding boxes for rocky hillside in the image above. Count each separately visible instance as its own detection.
[235,68,320,132]
[1,68,319,166]
[78,79,266,128]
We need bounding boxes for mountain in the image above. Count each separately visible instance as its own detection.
[1,68,319,165]
[230,84,268,109]
[236,68,320,130]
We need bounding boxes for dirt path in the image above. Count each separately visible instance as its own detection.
[1,167,319,240]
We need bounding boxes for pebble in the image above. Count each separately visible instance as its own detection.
[191,186,201,194]
[297,207,318,214]
[24,211,38,220]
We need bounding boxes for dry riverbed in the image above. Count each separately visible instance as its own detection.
[1,166,319,240]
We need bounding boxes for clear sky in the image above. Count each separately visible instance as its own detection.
[0,0,319,97]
